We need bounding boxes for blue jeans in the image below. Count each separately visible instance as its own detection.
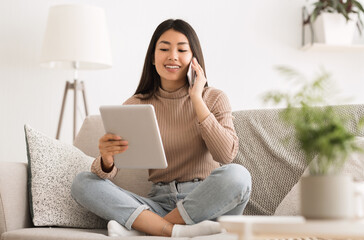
[71,163,251,230]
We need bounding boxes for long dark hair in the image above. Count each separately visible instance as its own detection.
[134,19,207,99]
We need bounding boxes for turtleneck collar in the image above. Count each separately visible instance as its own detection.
[156,84,189,99]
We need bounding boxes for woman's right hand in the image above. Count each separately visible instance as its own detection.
[99,133,129,171]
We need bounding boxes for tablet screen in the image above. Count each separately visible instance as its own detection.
[99,105,168,169]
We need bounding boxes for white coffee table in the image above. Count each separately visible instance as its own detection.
[218,215,364,240]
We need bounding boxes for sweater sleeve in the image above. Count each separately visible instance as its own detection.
[91,155,118,179]
[199,90,239,164]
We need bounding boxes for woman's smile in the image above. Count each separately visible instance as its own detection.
[165,64,181,72]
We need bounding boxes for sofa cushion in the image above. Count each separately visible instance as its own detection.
[0,162,33,235]
[232,104,364,215]
[1,228,108,240]
[73,115,106,158]
[24,125,106,228]
[1,228,234,240]
[274,137,364,216]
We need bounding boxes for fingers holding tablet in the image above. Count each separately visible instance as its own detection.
[99,133,129,167]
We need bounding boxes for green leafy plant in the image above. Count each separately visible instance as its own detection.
[263,66,363,175]
[305,0,364,34]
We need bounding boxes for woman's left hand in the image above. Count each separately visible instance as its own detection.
[188,57,207,100]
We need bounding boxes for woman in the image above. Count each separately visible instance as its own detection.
[71,19,251,238]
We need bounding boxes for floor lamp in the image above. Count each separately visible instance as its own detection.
[40,4,112,140]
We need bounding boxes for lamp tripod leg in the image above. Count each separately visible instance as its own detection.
[56,80,89,141]
[56,81,70,140]
[81,81,89,116]
[73,80,77,140]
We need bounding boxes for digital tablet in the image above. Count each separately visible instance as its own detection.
[99,105,168,169]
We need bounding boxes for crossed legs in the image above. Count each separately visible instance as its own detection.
[71,164,251,237]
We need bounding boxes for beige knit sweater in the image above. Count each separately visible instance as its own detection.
[91,84,239,183]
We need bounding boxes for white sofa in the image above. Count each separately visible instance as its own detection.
[1,104,364,240]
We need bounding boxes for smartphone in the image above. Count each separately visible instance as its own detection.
[187,61,196,86]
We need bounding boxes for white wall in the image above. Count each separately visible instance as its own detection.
[2,0,364,163]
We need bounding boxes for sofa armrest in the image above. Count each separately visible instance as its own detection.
[0,162,32,236]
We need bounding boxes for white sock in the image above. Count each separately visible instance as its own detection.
[107,220,145,237]
[171,220,225,237]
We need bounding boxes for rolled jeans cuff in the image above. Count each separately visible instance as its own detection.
[125,205,150,230]
[177,200,195,225]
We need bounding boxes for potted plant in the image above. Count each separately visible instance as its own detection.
[304,0,364,45]
[264,66,363,219]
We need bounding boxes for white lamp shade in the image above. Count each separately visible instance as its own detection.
[40,4,112,70]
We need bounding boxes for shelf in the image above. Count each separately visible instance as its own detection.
[301,43,364,51]
[300,6,364,52]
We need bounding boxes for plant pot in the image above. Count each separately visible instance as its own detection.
[312,12,357,45]
[301,175,354,219]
